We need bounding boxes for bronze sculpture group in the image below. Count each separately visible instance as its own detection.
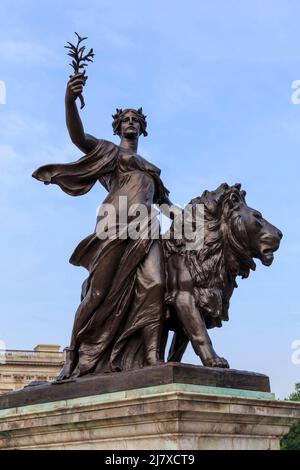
[32,36,282,380]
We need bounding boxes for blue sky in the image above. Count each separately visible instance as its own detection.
[0,0,299,398]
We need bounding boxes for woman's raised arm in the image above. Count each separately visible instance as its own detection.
[65,73,98,154]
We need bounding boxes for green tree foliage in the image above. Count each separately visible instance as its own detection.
[288,383,300,401]
[281,383,300,450]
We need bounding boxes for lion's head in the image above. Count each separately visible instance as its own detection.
[199,182,282,268]
[182,183,282,328]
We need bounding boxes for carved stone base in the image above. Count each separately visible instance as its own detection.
[0,381,300,449]
[0,362,270,410]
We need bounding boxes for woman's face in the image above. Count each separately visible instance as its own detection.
[120,111,141,139]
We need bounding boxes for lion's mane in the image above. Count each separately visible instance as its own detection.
[164,183,257,329]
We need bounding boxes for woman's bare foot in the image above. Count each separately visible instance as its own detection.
[55,348,75,381]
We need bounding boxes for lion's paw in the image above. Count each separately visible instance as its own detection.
[204,356,230,368]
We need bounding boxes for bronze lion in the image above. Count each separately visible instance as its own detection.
[162,183,282,368]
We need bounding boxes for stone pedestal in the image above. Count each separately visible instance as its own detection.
[0,382,300,450]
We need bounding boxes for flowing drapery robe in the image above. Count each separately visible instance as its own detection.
[33,139,169,374]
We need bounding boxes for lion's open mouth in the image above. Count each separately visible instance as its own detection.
[261,248,274,266]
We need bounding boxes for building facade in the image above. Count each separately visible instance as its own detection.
[0,344,64,393]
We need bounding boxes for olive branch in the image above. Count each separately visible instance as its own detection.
[65,32,95,109]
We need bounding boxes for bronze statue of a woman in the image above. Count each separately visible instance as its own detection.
[33,73,172,379]
[32,50,283,381]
